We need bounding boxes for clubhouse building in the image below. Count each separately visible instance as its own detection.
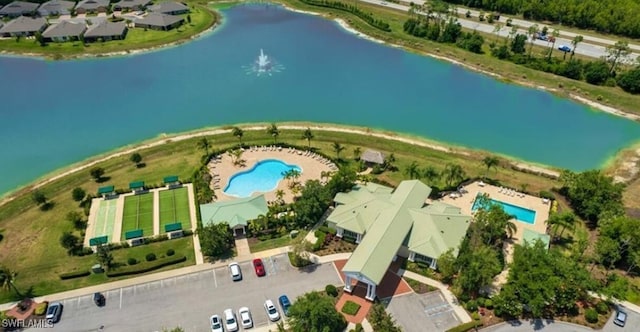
[327,180,471,300]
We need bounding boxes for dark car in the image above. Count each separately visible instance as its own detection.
[558,45,572,52]
[93,292,105,306]
[253,258,266,277]
[278,295,291,317]
[613,309,627,327]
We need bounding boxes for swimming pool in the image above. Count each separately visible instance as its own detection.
[224,159,302,198]
[472,195,536,224]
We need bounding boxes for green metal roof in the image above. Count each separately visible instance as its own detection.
[125,229,143,239]
[89,235,108,246]
[522,229,550,249]
[129,181,145,189]
[163,175,179,184]
[199,195,268,228]
[407,208,471,258]
[165,222,182,232]
[327,184,394,234]
[97,185,115,194]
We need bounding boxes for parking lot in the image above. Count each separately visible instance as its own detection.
[385,291,460,332]
[44,254,342,332]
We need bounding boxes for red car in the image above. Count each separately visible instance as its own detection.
[253,258,266,277]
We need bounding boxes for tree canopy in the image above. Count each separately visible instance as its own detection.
[197,223,234,258]
[560,170,624,224]
[288,291,347,332]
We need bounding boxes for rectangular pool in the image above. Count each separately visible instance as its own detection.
[472,195,536,224]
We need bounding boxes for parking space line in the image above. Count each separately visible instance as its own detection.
[119,288,123,309]
[77,296,81,307]
[213,269,217,288]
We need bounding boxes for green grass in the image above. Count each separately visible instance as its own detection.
[159,187,191,233]
[249,233,295,253]
[341,300,361,315]
[121,193,155,238]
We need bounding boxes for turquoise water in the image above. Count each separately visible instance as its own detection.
[1,4,640,196]
[472,194,536,224]
[224,159,301,197]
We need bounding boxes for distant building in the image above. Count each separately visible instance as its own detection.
[75,0,109,14]
[112,0,152,12]
[0,1,39,18]
[42,20,86,42]
[0,16,47,37]
[360,149,385,165]
[84,21,127,42]
[199,195,268,236]
[135,13,184,31]
[37,0,75,16]
[148,1,189,15]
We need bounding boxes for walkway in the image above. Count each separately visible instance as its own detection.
[234,237,252,262]
[184,183,203,265]
[153,189,160,235]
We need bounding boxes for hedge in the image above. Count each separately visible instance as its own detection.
[341,300,361,315]
[318,226,336,235]
[313,232,327,251]
[106,255,186,277]
[445,321,483,332]
[34,302,48,316]
[59,270,91,280]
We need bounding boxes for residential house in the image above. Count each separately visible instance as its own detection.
[199,195,268,236]
[75,0,110,14]
[83,21,127,42]
[37,0,75,16]
[42,20,86,42]
[0,1,39,18]
[113,0,152,12]
[326,180,471,300]
[0,16,47,37]
[135,13,184,31]
[148,1,189,15]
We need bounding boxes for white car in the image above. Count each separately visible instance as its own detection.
[229,262,242,281]
[223,308,238,332]
[210,314,223,332]
[238,307,253,329]
[264,299,280,322]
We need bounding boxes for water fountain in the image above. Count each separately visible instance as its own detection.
[244,49,284,76]
[257,49,271,73]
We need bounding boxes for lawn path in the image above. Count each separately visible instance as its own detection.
[153,189,160,236]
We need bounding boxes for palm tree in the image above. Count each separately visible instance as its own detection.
[197,137,210,155]
[332,142,345,159]
[422,165,440,184]
[275,189,285,204]
[384,153,396,171]
[0,267,21,297]
[482,156,499,177]
[353,147,362,161]
[527,24,539,57]
[570,35,583,61]
[404,161,421,179]
[267,123,280,144]
[443,163,466,187]
[547,29,560,61]
[493,22,503,43]
[232,127,244,144]
[301,127,314,148]
[546,211,576,238]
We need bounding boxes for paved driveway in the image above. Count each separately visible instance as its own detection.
[386,291,460,332]
[43,254,342,332]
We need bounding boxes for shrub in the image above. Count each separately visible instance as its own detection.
[34,302,48,316]
[313,232,326,251]
[106,255,187,277]
[318,226,337,235]
[326,284,338,297]
[484,299,493,309]
[166,249,175,256]
[146,253,157,262]
[595,301,609,315]
[354,323,363,332]
[288,252,312,267]
[446,321,483,332]
[465,300,478,312]
[471,311,481,320]
[341,300,361,315]
[128,258,138,265]
[539,190,555,200]
[59,270,91,280]
[585,308,598,323]
[476,297,486,307]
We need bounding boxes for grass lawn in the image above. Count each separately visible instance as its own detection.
[159,187,191,233]
[248,233,296,253]
[121,193,155,238]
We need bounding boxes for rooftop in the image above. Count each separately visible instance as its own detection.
[200,195,268,228]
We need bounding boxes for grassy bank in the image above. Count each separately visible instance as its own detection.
[273,0,640,116]
[0,123,566,303]
[0,1,217,59]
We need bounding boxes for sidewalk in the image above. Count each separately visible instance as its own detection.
[400,269,472,324]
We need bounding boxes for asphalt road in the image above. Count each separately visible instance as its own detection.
[41,254,342,332]
[364,0,640,62]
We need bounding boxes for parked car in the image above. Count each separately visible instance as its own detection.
[93,292,105,306]
[558,45,572,52]
[223,308,238,332]
[278,295,291,317]
[238,307,253,329]
[229,262,242,281]
[210,314,223,332]
[45,302,63,323]
[264,299,280,321]
[613,309,627,327]
[537,34,548,41]
[253,258,266,277]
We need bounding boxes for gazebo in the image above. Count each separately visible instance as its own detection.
[129,181,145,194]
[360,149,385,166]
[97,185,115,198]
[163,175,181,189]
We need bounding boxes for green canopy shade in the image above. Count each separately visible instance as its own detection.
[89,235,108,246]
[163,176,179,184]
[125,229,143,240]
[129,181,145,190]
[165,222,182,232]
[97,186,115,195]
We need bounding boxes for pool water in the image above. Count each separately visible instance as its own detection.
[224,159,302,198]
[472,195,536,224]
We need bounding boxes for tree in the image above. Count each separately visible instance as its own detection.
[301,127,314,148]
[570,35,583,61]
[130,152,142,167]
[67,210,87,230]
[186,14,191,24]
[596,236,622,270]
[275,189,285,204]
[454,244,501,298]
[527,24,539,57]
[617,67,640,93]
[482,156,499,176]
[368,303,402,332]
[0,267,21,297]
[197,137,210,155]
[606,40,631,75]
[547,29,560,61]
[32,190,47,206]
[442,163,466,187]
[545,211,576,239]
[35,31,45,46]
[71,187,86,202]
[197,223,234,258]
[510,33,527,54]
[267,123,280,143]
[95,243,113,270]
[60,232,80,253]
[493,22,503,43]
[473,201,517,245]
[90,167,105,182]
[383,153,396,171]
[288,291,347,332]
[290,235,312,266]
[437,248,457,284]
[422,165,440,184]
[353,147,362,160]
[404,161,421,179]
[294,180,332,228]
[331,142,345,159]
[561,170,624,224]
[232,127,244,144]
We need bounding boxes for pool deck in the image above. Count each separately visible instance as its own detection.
[439,181,550,248]
[208,146,336,203]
